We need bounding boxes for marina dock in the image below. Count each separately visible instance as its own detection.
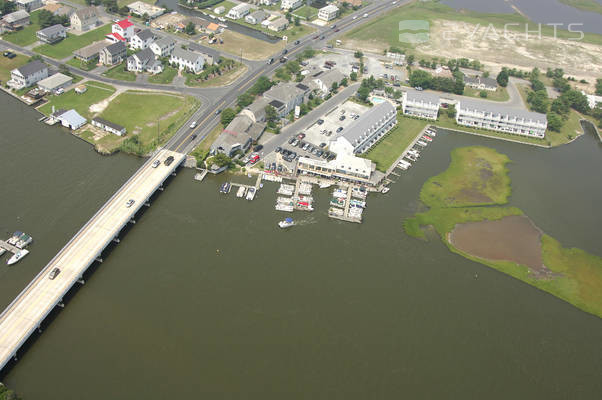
[0,240,20,255]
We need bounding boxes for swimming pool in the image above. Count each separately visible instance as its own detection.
[371,96,386,104]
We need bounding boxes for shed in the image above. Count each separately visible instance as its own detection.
[37,73,73,92]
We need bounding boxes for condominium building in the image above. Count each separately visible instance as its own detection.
[456,99,548,138]
[337,101,397,154]
[281,0,303,11]
[169,47,205,73]
[226,3,251,19]
[318,5,339,21]
[401,90,440,120]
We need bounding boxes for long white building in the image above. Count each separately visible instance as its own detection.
[456,99,548,138]
[336,101,398,154]
[401,90,440,120]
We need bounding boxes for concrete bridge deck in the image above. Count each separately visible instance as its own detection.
[0,149,185,372]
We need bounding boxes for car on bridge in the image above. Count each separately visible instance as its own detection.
[164,156,175,166]
[48,267,61,280]
[126,199,135,208]
[152,160,160,168]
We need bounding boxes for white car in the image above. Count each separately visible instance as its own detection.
[190,121,197,129]
[363,13,369,18]
[352,15,357,20]
[55,87,64,95]
[126,199,135,208]
[152,160,160,168]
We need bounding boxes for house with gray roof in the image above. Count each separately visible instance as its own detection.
[54,109,87,130]
[263,82,309,117]
[169,47,205,73]
[127,48,163,73]
[91,117,126,136]
[211,115,265,157]
[1,10,30,31]
[150,36,175,57]
[464,74,498,91]
[335,101,397,154]
[245,10,269,25]
[99,41,127,66]
[401,90,440,120]
[36,24,67,44]
[70,6,99,32]
[15,0,42,12]
[73,40,107,62]
[456,99,548,138]
[8,60,48,89]
[241,97,269,123]
[130,29,155,50]
[311,69,345,97]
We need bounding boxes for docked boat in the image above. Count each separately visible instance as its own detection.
[417,140,428,147]
[0,248,5,257]
[7,231,22,246]
[422,135,433,142]
[16,233,32,249]
[219,182,231,194]
[278,218,295,228]
[319,182,332,189]
[381,187,390,194]
[275,203,294,212]
[330,197,345,207]
[236,186,246,198]
[246,187,256,200]
[350,199,366,208]
[7,249,29,265]
[426,129,436,136]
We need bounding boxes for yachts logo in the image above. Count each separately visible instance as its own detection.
[442,22,585,42]
[399,20,430,44]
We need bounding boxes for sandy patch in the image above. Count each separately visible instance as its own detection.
[449,215,556,279]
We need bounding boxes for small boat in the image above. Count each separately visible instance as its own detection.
[381,187,390,194]
[426,129,436,136]
[7,231,22,246]
[246,187,256,200]
[236,186,246,198]
[417,140,428,147]
[278,218,295,228]
[7,249,29,265]
[319,182,332,189]
[422,135,433,142]
[219,182,231,194]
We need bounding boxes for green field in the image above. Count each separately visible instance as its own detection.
[34,24,111,60]
[66,57,98,71]
[404,146,602,318]
[0,53,30,84]
[147,65,178,84]
[362,114,428,172]
[38,81,116,119]
[102,63,136,82]
[292,5,318,20]
[2,10,42,46]
[463,86,510,102]
[98,91,200,155]
[559,0,602,14]
[344,1,602,48]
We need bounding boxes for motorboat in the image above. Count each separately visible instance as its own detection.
[381,187,390,194]
[7,249,29,265]
[278,218,295,228]
[236,186,246,198]
[246,187,256,200]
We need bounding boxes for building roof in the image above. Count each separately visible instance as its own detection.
[405,90,440,105]
[58,109,86,127]
[464,75,498,88]
[73,40,107,58]
[231,3,252,12]
[315,69,345,90]
[37,73,72,89]
[106,31,126,42]
[213,115,254,152]
[153,36,175,48]
[207,22,220,31]
[264,82,305,104]
[339,101,397,147]
[172,47,204,64]
[37,24,66,37]
[248,10,268,19]
[269,16,288,28]
[15,60,47,77]
[268,99,284,109]
[135,28,154,41]
[73,6,97,20]
[320,4,339,12]
[133,47,155,64]
[3,10,30,23]
[245,97,269,120]
[92,117,125,132]
[115,18,133,29]
[458,99,548,124]
[104,41,127,55]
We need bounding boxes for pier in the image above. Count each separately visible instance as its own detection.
[0,149,185,372]
[0,240,19,255]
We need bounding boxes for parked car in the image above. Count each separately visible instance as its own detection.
[331,24,337,29]
[249,154,260,164]
[297,133,306,139]
[126,199,135,208]
[276,146,282,153]
[319,142,326,148]
[294,40,300,45]
[152,160,160,168]
[291,139,299,146]
[317,119,324,125]
[267,58,274,64]
[48,267,61,280]
[320,35,325,40]
[164,156,174,166]
[316,150,323,157]
[55,88,64,95]
[336,127,343,133]
[254,144,263,152]
[339,115,345,121]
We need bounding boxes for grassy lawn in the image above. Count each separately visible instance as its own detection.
[2,10,42,46]
[37,81,116,119]
[463,86,510,102]
[362,114,428,172]
[0,54,30,84]
[201,0,237,11]
[184,62,246,87]
[191,123,223,165]
[102,63,136,82]
[147,65,178,84]
[99,91,200,155]
[34,24,111,60]
[213,30,282,60]
[291,5,318,20]
[404,146,602,318]
[66,57,98,71]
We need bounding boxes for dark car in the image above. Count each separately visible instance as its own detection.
[317,119,324,125]
[279,57,287,63]
[334,28,340,32]
[339,115,345,121]
[313,35,320,40]
[254,144,263,152]
[277,165,283,172]
[336,127,343,133]
[294,40,300,45]
[320,35,325,40]
[319,142,326,148]
[275,146,282,153]
[214,109,221,115]
[267,58,274,64]
[164,156,175,166]
[288,137,295,144]
[331,24,337,29]
[282,49,288,54]
[191,134,197,140]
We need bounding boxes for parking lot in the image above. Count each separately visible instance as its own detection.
[304,52,358,75]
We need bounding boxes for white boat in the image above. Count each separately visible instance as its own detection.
[236,186,246,198]
[278,218,295,228]
[319,182,332,189]
[417,140,428,147]
[426,129,436,136]
[381,187,390,193]
[7,249,29,265]
[276,203,294,212]
[246,187,256,200]
[209,14,216,19]
[0,248,6,257]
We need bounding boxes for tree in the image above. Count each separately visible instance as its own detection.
[527,90,549,113]
[553,77,571,93]
[350,71,357,81]
[0,0,16,15]
[220,108,236,126]
[446,104,457,118]
[560,89,590,114]
[479,90,488,98]
[237,92,254,108]
[102,0,118,12]
[496,69,509,87]
[294,16,300,26]
[357,86,370,102]
[184,22,195,35]
[285,12,292,22]
[551,97,570,116]
[249,75,273,95]
[211,153,232,168]
[546,112,563,132]
[482,71,490,78]
[596,78,602,95]
[409,70,432,89]
[354,51,363,59]
[592,105,602,126]
[265,105,277,123]
[531,78,545,92]
[340,77,348,87]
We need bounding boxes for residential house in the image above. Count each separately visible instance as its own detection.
[241,97,269,123]
[260,0,278,5]
[99,41,127,66]
[130,29,155,50]
[91,117,126,136]
[246,10,268,25]
[281,0,303,11]
[37,73,72,92]
[211,115,265,157]
[456,99,548,138]
[335,101,397,154]
[268,16,288,32]
[464,75,498,91]
[127,48,163,73]
[111,18,135,42]
[1,10,30,31]
[36,24,67,44]
[318,5,339,21]
[169,47,205,74]
[150,36,176,57]
[188,43,221,65]
[73,40,108,62]
[311,69,345,96]
[8,60,48,89]
[227,3,252,19]
[263,82,309,117]
[401,90,440,120]
[70,7,99,32]
[54,109,87,130]
[127,1,165,19]
[582,91,602,109]
[15,0,42,12]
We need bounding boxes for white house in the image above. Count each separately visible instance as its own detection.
[260,0,278,5]
[36,24,67,44]
[127,1,165,19]
[456,99,548,138]
[150,36,175,57]
[111,17,135,42]
[281,0,303,11]
[130,29,155,50]
[312,69,345,96]
[227,3,251,19]
[169,47,205,74]
[127,48,163,73]
[401,91,440,120]
[246,10,268,25]
[91,117,126,136]
[268,16,288,32]
[69,7,98,32]
[214,6,225,14]
[15,0,42,13]
[318,5,339,21]
[54,109,87,130]
[464,75,498,91]
[8,60,48,89]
